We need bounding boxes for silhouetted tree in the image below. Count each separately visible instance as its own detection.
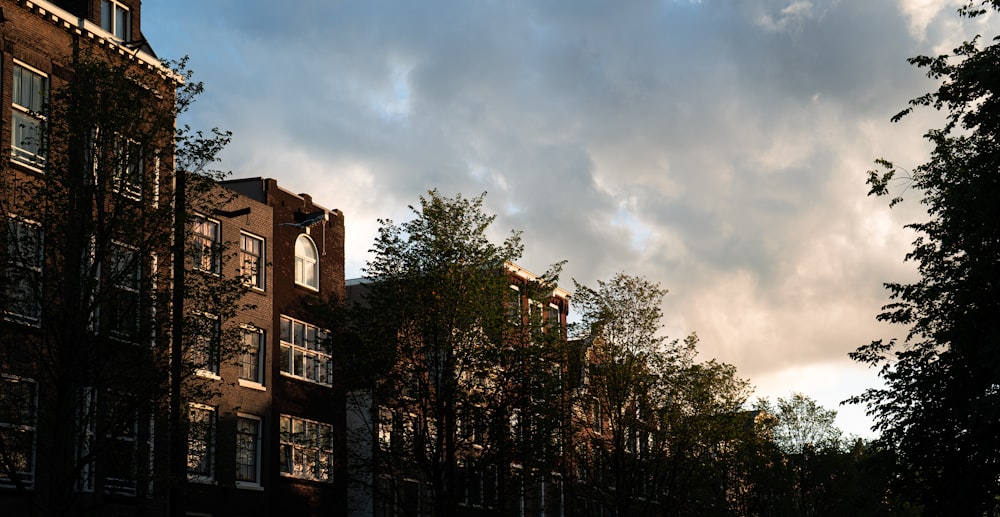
[0,48,241,516]
[849,2,1000,514]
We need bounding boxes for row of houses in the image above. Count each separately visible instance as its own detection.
[0,2,577,515]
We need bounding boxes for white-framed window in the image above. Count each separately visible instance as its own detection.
[377,407,394,450]
[279,414,334,482]
[192,314,220,376]
[76,387,97,492]
[3,218,43,322]
[507,285,522,325]
[240,232,265,290]
[11,62,47,169]
[112,138,143,199]
[294,234,319,290]
[235,414,262,487]
[187,404,216,482]
[0,374,37,488]
[101,0,131,40]
[279,315,332,386]
[239,326,264,385]
[109,243,142,340]
[103,392,139,496]
[191,216,221,274]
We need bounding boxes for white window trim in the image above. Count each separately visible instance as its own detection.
[0,373,38,488]
[3,215,43,325]
[101,0,131,41]
[278,414,335,482]
[108,241,143,342]
[293,234,319,291]
[240,231,266,291]
[192,313,221,378]
[238,323,265,388]
[235,413,262,489]
[10,60,48,172]
[191,215,221,275]
[187,403,216,483]
[278,315,332,386]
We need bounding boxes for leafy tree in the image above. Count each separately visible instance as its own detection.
[568,274,677,516]
[353,190,565,516]
[0,48,241,516]
[849,1,1000,514]
[755,393,842,455]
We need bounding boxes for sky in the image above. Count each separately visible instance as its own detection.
[141,0,997,438]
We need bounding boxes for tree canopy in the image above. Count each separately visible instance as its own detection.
[849,1,1000,514]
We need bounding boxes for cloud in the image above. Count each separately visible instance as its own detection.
[142,0,988,435]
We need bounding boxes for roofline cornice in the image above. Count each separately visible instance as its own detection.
[16,0,183,83]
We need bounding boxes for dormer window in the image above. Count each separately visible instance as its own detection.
[101,0,131,41]
[294,234,319,290]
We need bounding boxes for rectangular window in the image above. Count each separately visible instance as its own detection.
[240,233,264,290]
[113,138,143,199]
[101,0,131,40]
[507,285,522,325]
[239,326,264,384]
[235,415,261,486]
[109,243,142,339]
[279,414,334,482]
[279,316,332,386]
[76,388,97,492]
[104,392,139,496]
[0,374,37,488]
[191,216,221,274]
[11,63,47,168]
[187,405,216,481]
[192,315,221,376]
[3,219,43,322]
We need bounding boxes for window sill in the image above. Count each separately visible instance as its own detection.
[11,157,46,175]
[279,371,332,388]
[236,481,264,491]
[186,475,216,485]
[238,379,266,391]
[196,370,221,380]
[294,282,320,293]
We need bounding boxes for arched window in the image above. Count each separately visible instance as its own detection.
[294,234,319,290]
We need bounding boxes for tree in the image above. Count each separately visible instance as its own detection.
[849,3,1000,514]
[353,190,566,516]
[0,48,242,516]
[568,274,754,516]
[755,393,841,455]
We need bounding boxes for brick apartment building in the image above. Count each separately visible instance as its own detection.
[214,177,347,517]
[0,0,179,514]
[0,2,350,515]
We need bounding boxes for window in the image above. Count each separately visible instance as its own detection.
[279,316,332,386]
[109,244,141,339]
[294,234,318,290]
[187,405,216,481]
[507,285,522,324]
[11,63,47,168]
[76,387,98,492]
[192,217,221,274]
[101,0,131,40]
[240,233,264,290]
[112,138,143,199]
[546,304,561,333]
[104,392,139,496]
[239,326,264,385]
[3,219,43,322]
[235,415,261,486]
[0,374,37,487]
[192,315,220,376]
[279,415,334,482]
